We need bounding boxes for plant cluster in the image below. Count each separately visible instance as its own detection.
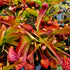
[0,0,70,70]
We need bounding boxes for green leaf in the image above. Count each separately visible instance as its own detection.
[46,0,52,3]
[21,10,28,18]
[57,65,63,70]
[3,62,19,70]
[3,33,21,43]
[12,0,18,5]
[0,11,2,15]
[7,41,18,46]
[26,8,38,17]
[68,35,70,44]
[0,25,6,46]
[3,26,23,44]
[46,0,65,4]
[4,26,22,37]
[32,0,42,6]
[18,10,23,17]
[50,27,70,36]
[51,65,63,70]
[5,19,19,26]
[0,24,1,26]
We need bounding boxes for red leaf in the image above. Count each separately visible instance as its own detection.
[16,35,31,57]
[36,29,52,36]
[43,25,59,31]
[21,23,33,31]
[40,58,50,69]
[38,49,46,59]
[62,56,70,70]
[50,60,57,68]
[28,46,34,65]
[37,2,48,31]
[23,0,26,2]
[25,62,34,70]
[16,40,28,57]
[16,39,22,53]
[15,61,34,70]
[8,46,19,63]
[15,62,25,70]
[3,16,18,26]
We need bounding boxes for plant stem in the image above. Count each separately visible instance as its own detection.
[35,34,62,64]
[46,49,59,63]
[25,31,38,41]
[27,44,40,60]
[60,17,70,23]
[55,47,70,57]
[48,10,62,17]
[46,5,53,15]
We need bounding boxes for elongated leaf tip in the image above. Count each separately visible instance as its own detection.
[42,2,49,9]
